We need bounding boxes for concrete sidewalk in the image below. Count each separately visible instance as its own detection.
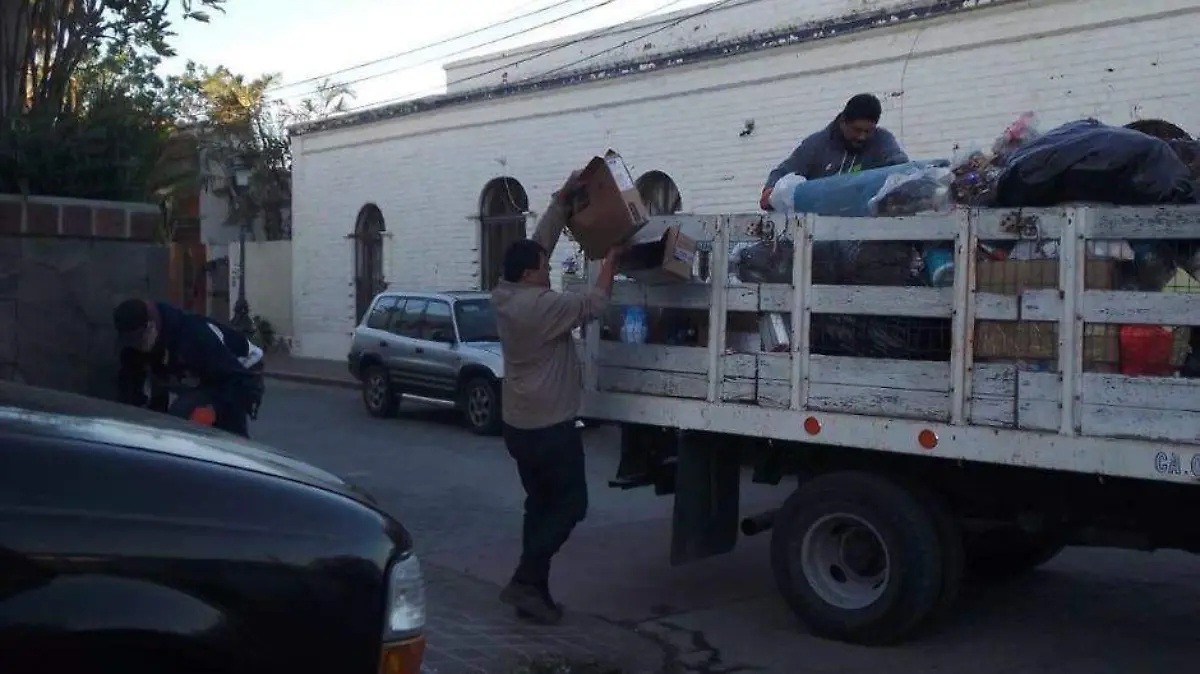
[263,355,358,389]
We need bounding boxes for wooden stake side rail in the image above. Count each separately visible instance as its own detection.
[566,206,1200,464]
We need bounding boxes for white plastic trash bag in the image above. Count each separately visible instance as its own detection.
[769,173,807,213]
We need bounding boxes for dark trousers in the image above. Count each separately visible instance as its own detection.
[504,420,588,594]
[213,401,249,438]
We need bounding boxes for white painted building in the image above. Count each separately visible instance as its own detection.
[289,0,1200,361]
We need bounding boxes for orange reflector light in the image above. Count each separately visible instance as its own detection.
[189,405,217,426]
[803,417,821,435]
[379,635,425,674]
[918,429,938,450]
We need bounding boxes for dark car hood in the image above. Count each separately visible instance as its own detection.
[0,381,375,507]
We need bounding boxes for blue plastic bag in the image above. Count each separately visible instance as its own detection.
[789,160,950,217]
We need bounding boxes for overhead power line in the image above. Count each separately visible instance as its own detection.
[340,0,736,113]
[269,0,606,94]
[300,0,628,97]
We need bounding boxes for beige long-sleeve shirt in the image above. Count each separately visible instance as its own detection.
[491,199,608,430]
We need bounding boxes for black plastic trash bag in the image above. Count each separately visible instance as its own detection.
[736,239,794,284]
[994,119,1197,207]
[811,315,951,361]
[839,241,916,286]
[735,239,917,286]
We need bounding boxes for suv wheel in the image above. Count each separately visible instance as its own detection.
[462,376,501,435]
[363,365,400,418]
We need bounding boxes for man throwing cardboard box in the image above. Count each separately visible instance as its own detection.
[491,168,630,624]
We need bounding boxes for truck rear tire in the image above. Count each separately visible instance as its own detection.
[769,471,946,645]
[911,485,965,623]
[963,528,1066,582]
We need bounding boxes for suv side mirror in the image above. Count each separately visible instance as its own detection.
[430,329,453,343]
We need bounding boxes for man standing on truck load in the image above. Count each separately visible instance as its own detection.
[491,172,621,625]
[759,93,910,210]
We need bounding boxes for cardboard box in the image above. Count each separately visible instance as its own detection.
[973,259,1120,366]
[618,225,697,284]
[975,259,1118,293]
[566,150,650,259]
[974,322,1120,369]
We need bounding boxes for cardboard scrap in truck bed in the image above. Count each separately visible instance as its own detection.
[974,258,1120,368]
[617,224,697,284]
[566,150,650,259]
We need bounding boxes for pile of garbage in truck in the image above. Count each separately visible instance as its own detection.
[741,112,1200,375]
[561,101,1200,382]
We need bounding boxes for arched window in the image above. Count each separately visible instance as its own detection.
[352,204,386,322]
[479,177,529,290]
[635,170,683,215]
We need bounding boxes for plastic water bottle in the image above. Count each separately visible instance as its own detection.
[621,306,647,344]
[923,247,955,287]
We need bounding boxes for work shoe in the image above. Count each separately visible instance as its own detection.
[500,581,563,625]
[515,601,564,624]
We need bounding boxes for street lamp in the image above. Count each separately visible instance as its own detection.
[230,162,254,335]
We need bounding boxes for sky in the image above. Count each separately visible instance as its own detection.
[162,0,714,111]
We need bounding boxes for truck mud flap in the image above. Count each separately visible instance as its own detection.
[670,431,741,566]
[611,424,676,493]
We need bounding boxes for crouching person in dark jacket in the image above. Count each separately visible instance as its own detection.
[113,298,264,437]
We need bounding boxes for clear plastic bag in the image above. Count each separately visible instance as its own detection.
[949,144,1001,206]
[788,160,949,217]
[992,111,1041,161]
[867,165,953,216]
[950,144,988,170]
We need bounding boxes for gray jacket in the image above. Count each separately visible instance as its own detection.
[764,119,909,189]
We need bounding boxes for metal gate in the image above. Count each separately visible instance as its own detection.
[208,257,230,321]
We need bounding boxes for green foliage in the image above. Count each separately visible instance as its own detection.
[0,0,354,218]
[176,64,353,240]
[0,0,224,201]
[0,41,182,200]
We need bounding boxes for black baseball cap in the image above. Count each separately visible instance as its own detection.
[113,298,151,348]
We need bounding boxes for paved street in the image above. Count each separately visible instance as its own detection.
[255,380,1200,674]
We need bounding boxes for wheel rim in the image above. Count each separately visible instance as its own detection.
[365,372,387,410]
[798,513,890,610]
[466,383,492,427]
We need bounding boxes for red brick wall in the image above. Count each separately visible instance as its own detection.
[0,194,162,241]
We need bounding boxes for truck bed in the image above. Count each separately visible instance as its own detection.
[565,206,1200,486]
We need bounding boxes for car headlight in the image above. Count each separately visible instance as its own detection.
[384,553,425,640]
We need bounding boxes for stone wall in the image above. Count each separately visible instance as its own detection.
[0,194,169,399]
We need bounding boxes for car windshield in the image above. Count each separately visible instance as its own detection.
[455,299,499,342]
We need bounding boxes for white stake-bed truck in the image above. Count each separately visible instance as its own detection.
[564,205,1200,645]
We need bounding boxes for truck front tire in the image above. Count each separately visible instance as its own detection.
[769,471,950,645]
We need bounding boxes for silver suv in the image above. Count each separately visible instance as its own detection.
[348,291,504,435]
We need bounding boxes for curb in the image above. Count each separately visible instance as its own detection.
[263,371,359,390]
